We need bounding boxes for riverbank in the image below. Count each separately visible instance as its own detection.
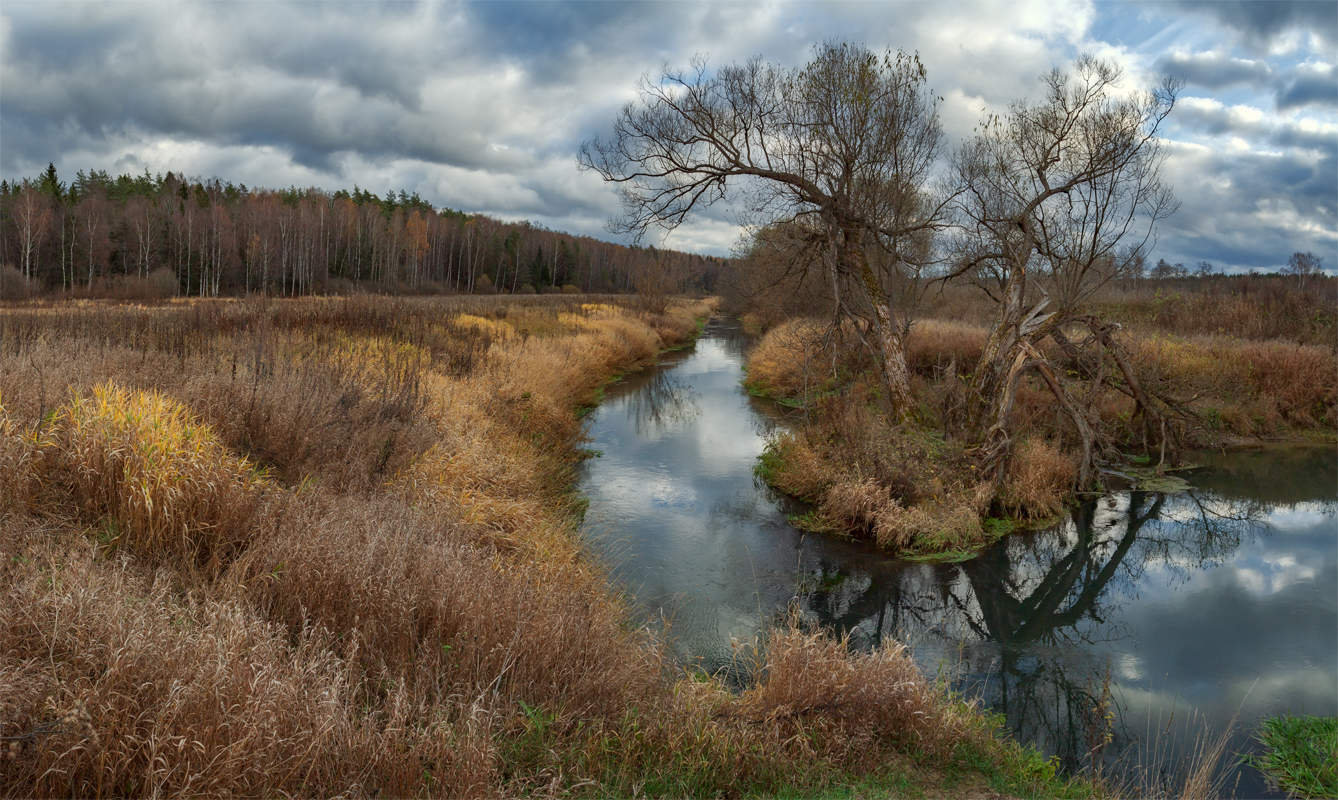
[0,296,1093,798]
[743,316,1337,559]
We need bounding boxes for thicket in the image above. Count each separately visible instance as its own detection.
[0,295,1084,797]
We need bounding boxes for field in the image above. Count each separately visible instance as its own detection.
[0,294,1090,798]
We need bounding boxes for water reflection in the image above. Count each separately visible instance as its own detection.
[579,319,1337,797]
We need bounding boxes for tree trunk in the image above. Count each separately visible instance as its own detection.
[841,227,914,418]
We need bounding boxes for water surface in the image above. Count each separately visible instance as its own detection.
[579,318,1337,796]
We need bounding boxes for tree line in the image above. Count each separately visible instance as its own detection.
[1142,252,1325,281]
[0,165,725,298]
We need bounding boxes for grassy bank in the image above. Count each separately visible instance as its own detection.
[0,295,1089,797]
[1250,715,1338,799]
[744,314,1336,559]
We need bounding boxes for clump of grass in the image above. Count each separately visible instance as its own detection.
[47,382,265,570]
[1250,715,1338,799]
[997,437,1078,521]
[0,401,42,512]
[741,625,970,764]
[755,389,992,558]
[745,319,830,401]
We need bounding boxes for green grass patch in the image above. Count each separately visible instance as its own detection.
[982,516,1015,541]
[1250,715,1338,799]
[754,442,786,485]
[787,509,841,535]
[947,711,1097,800]
[903,548,980,564]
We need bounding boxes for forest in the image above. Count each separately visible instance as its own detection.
[0,165,724,299]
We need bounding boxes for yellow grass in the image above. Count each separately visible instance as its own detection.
[49,382,265,570]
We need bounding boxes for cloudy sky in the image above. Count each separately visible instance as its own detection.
[2,0,1334,272]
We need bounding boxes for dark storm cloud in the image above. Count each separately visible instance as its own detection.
[0,3,536,175]
[1155,51,1273,90]
[1277,62,1338,110]
[1155,51,1337,111]
[1157,140,1336,271]
[1172,0,1338,49]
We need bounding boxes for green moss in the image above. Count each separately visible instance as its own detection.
[982,516,1016,540]
[1250,715,1338,799]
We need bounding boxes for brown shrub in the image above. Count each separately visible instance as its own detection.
[0,264,38,301]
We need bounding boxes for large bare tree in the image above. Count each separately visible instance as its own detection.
[951,56,1179,485]
[581,42,950,415]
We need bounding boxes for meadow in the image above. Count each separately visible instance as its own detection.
[0,294,1090,798]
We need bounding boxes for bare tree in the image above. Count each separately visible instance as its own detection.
[1284,251,1322,291]
[581,42,950,416]
[950,56,1179,485]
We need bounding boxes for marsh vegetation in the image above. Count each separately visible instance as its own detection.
[0,294,1096,798]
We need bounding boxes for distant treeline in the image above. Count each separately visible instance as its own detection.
[0,164,727,298]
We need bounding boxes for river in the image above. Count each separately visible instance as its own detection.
[578,317,1337,796]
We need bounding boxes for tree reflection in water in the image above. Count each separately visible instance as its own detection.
[624,368,700,437]
[794,488,1263,775]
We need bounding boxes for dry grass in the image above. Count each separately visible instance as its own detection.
[745,318,831,400]
[745,306,1336,553]
[997,438,1079,521]
[1128,332,1337,435]
[0,293,1037,797]
[43,383,265,571]
[0,518,498,798]
[739,625,971,766]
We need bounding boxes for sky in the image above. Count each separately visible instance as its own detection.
[1,0,1334,273]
